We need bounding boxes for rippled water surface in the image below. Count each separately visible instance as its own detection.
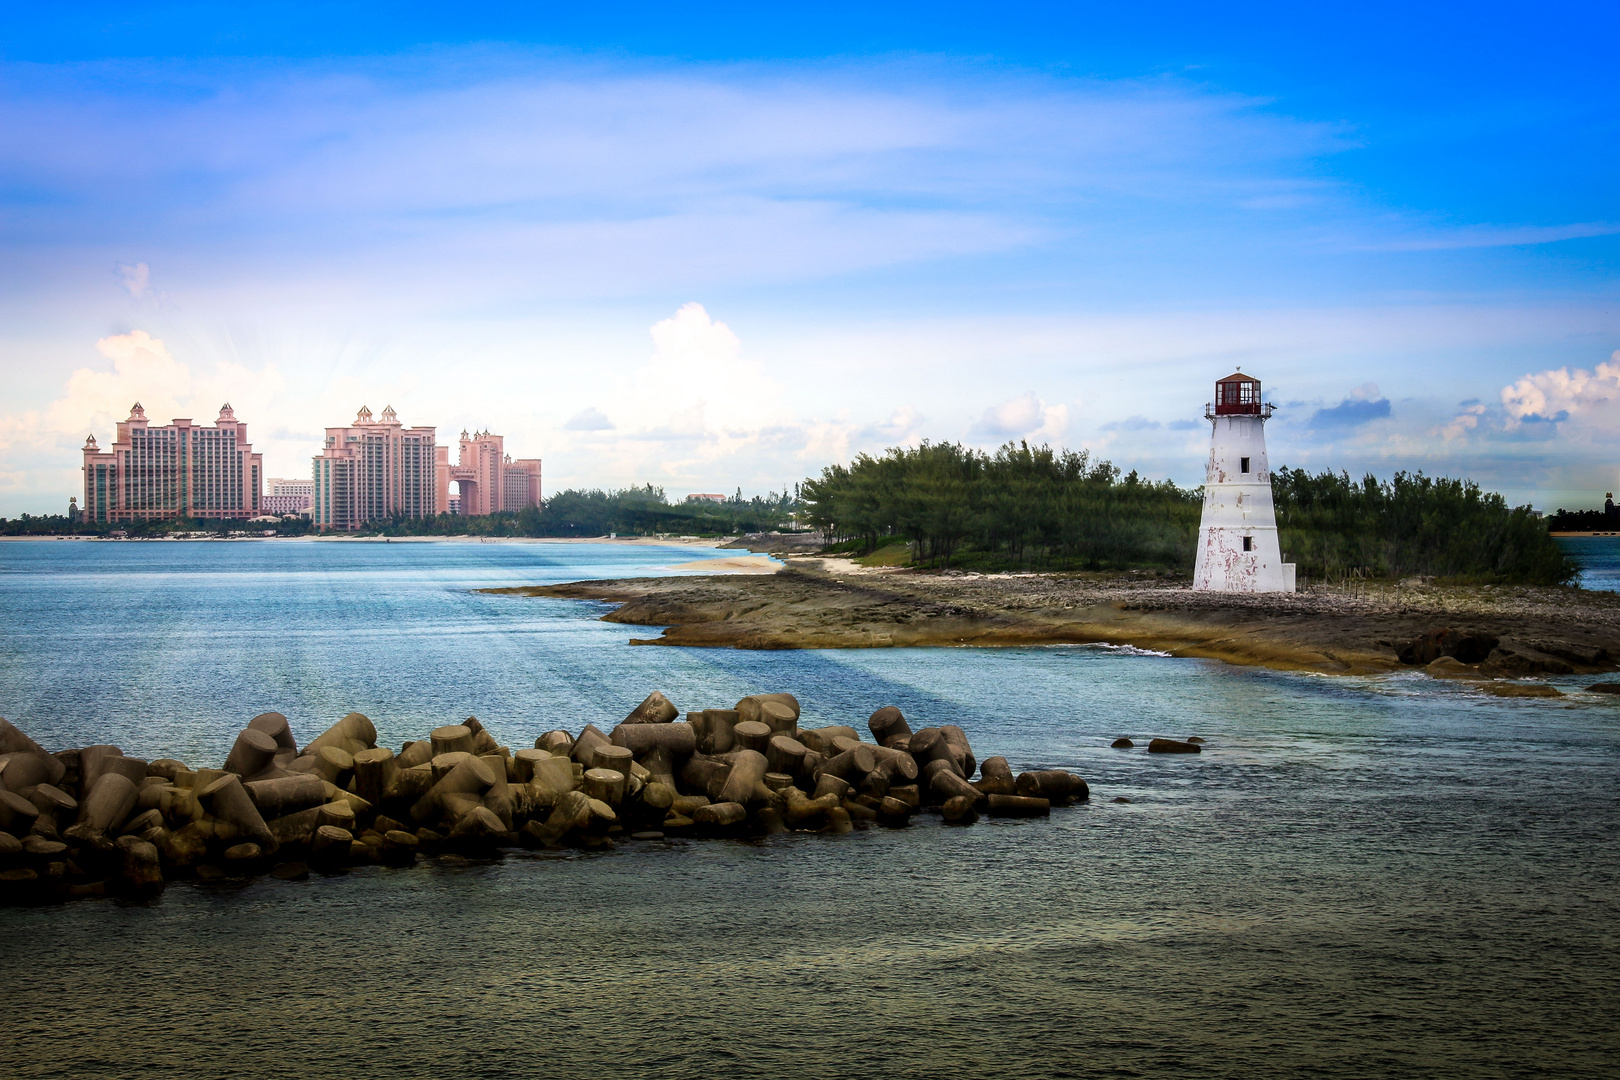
[2,539,1618,1079]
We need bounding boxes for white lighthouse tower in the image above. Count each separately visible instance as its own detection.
[1193,371,1295,593]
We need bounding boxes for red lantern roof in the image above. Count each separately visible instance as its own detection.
[1213,371,1262,415]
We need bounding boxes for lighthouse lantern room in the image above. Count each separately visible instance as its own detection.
[1193,371,1296,593]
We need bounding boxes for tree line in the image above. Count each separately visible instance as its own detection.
[366,485,798,538]
[799,441,1576,584]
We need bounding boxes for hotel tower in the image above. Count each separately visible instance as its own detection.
[80,403,263,522]
[311,405,438,531]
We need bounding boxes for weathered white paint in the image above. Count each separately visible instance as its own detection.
[1192,414,1296,592]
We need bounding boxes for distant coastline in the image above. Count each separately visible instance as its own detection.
[486,556,1620,685]
[0,534,734,546]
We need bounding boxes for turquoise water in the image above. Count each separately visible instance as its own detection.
[1558,534,1620,592]
[1,539,1618,1078]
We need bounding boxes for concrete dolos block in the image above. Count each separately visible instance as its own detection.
[610,721,697,758]
[0,720,66,787]
[304,712,377,757]
[223,728,279,778]
[1015,770,1090,803]
[78,774,139,834]
[199,774,278,850]
[623,691,680,725]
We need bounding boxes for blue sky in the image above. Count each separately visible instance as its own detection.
[2,2,1617,514]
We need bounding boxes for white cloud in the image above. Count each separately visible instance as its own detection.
[0,330,286,495]
[1500,352,1620,427]
[970,391,1068,443]
[564,407,614,431]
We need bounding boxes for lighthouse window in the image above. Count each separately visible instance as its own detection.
[1242,536,1253,551]
[1240,456,1250,473]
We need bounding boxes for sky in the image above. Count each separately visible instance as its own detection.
[2,1,1617,515]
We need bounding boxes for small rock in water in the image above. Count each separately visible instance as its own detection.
[270,862,309,881]
[1587,683,1620,694]
[1112,796,1132,803]
[1110,738,1134,748]
[195,865,226,880]
[630,831,665,841]
[1185,736,1206,744]
[1480,682,1563,698]
[1147,738,1201,754]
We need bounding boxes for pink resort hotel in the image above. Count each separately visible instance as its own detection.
[80,403,264,523]
[81,403,540,529]
[310,406,541,530]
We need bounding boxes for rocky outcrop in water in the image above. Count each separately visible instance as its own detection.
[0,699,1088,905]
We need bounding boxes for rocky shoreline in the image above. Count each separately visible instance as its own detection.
[0,692,1126,905]
[487,558,1620,682]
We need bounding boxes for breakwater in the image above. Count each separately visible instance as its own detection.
[0,692,1092,903]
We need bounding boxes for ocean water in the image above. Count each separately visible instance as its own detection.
[1558,534,1620,592]
[1,539,1618,1079]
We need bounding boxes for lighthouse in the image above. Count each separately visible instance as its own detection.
[1193,371,1296,593]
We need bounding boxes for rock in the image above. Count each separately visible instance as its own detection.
[623,691,680,724]
[0,831,23,860]
[1112,796,1132,803]
[1185,737,1206,745]
[1147,739,1201,754]
[1110,738,1134,748]
[1527,640,1609,666]
[270,861,310,881]
[1587,683,1620,694]
[1479,682,1563,698]
[1426,656,1483,680]
[630,831,664,841]
[1397,628,1500,665]
[1479,649,1574,677]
